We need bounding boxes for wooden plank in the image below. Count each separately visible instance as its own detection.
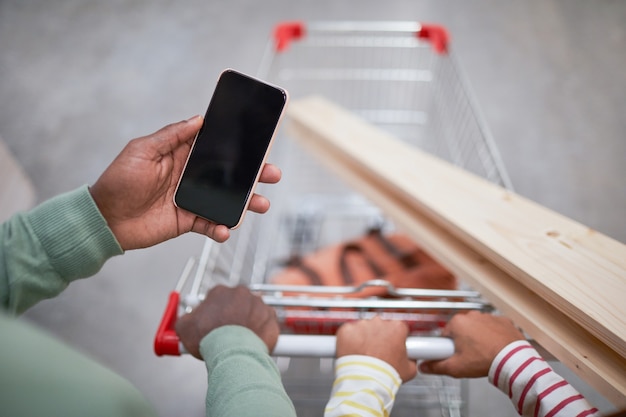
[0,138,36,222]
[287,96,626,357]
[290,122,626,404]
[286,96,626,405]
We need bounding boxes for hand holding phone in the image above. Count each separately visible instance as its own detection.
[174,69,288,228]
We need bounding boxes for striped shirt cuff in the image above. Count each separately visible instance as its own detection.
[325,355,401,417]
[488,340,599,417]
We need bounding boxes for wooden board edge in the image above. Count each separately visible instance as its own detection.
[286,96,626,358]
[287,119,626,406]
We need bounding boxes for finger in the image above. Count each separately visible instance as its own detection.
[207,284,228,299]
[393,319,410,337]
[190,217,230,242]
[151,116,204,156]
[419,359,441,375]
[441,312,468,337]
[419,357,456,377]
[258,163,282,184]
[262,308,281,352]
[174,314,202,359]
[440,326,452,338]
[336,321,358,341]
[247,194,271,214]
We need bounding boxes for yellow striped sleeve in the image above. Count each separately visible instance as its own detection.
[324,355,402,417]
[336,360,401,390]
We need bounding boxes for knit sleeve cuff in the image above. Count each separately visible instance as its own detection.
[197,326,296,417]
[199,325,269,361]
[25,185,123,281]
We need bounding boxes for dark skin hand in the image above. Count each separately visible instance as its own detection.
[419,311,525,378]
[90,116,282,250]
[335,316,418,382]
[175,285,280,359]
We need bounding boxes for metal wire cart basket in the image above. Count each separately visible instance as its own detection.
[155,21,513,416]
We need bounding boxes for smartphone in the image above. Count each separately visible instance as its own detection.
[174,69,288,228]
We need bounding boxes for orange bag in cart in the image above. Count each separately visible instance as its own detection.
[270,228,458,334]
[270,228,457,297]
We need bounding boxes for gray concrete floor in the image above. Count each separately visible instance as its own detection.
[1,1,624,416]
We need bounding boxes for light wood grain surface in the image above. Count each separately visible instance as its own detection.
[287,95,626,406]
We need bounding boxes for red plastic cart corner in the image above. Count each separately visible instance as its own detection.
[273,21,306,52]
[417,23,450,54]
[154,291,182,356]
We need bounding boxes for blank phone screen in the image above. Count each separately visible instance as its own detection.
[174,70,287,228]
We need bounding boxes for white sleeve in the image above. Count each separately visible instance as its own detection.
[324,355,402,417]
[488,340,600,417]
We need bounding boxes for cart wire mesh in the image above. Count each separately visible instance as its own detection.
[155,21,513,417]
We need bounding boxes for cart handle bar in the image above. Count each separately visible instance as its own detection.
[273,21,449,54]
[273,334,454,360]
[154,291,454,360]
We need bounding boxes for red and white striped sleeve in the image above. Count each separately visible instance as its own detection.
[489,340,600,417]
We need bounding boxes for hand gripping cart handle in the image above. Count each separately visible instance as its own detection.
[154,288,455,360]
[153,256,491,360]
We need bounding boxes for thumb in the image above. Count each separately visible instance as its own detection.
[153,115,204,156]
[419,358,452,376]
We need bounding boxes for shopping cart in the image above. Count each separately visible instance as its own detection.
[155,21,511,416]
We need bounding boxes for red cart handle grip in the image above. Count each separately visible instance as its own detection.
[154,291,181,356]
[417,23,449,54]
[273,21,305,52]
[272,21,449,54]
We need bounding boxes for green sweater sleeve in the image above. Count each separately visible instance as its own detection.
[200,325,297,417]
[0,185,123,314]
[0,311,158,417]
